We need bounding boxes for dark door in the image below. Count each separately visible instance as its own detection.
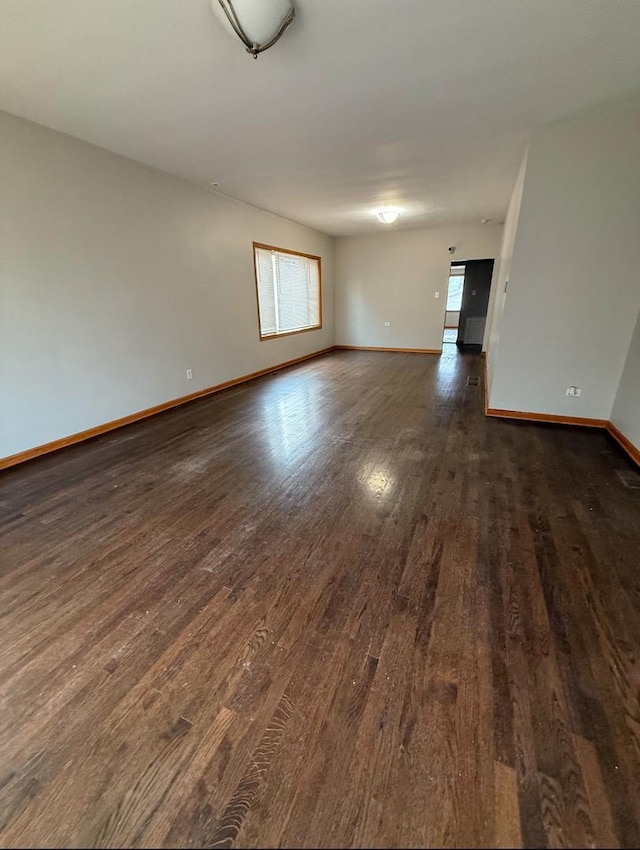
[457,259,494,347]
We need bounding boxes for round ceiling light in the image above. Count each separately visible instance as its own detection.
[376,207,401,225]
[211,0,295,58]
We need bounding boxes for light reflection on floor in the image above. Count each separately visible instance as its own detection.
[255,345,475,483]
[436,343,462,387]
[257,374,327,471]
[358,462,396,502]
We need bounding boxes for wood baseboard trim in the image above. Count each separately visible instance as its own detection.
[607,422,640,467]
[335,345,441,355]
[0,346,336,471]
[7,345,638,472]
[482,359,640,465]
[483,357,489,415]
[485,407,608,428]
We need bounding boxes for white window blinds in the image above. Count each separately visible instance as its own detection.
[254,244,321,338]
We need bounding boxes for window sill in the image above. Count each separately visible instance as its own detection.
[259,325,322,341]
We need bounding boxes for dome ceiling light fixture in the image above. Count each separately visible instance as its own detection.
[376,207,401,225]
[211,0,296,58]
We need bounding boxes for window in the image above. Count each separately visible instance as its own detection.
[253,242,322,339]
[446,264,465,312]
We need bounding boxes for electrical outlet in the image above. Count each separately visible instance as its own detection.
[186,369,193,380]
[384,321,391,327]
[435,291,440,299]
[565,386,582,397]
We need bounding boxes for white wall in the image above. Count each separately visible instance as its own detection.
[0,111,334,459]
[335,224,503,350]
[487,103,640,419]
[485,149,528,387]
[611,309,640,450]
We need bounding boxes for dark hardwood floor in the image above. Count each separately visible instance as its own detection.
[1,347,639,849]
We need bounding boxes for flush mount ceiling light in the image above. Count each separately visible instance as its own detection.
[211,0,295,58]
[376,207,401,225]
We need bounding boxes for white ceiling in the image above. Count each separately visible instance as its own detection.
[1,1,639,236]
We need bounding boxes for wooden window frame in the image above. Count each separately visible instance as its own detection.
[253,241,323,341]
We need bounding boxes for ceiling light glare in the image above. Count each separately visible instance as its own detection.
[376,207,401,225]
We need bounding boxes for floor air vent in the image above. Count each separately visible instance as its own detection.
[466,376,480,386]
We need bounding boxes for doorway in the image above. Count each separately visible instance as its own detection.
[442,259,494,350]
[443,263,465,344]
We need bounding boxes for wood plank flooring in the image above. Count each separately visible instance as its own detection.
[1,347,639,849]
